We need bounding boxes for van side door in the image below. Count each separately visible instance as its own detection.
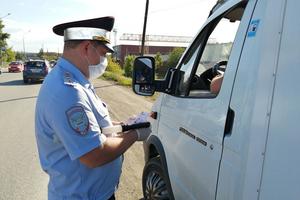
[157,0,257,199]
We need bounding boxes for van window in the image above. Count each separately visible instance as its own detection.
[175,3,247,97]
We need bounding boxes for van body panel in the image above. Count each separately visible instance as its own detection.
[156,1,255,199]
[137,0,298,199]
[217,0,287,199]
[159,95,224,199]
[259,1,300,199]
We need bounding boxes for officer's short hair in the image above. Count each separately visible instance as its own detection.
[64,40,83,49]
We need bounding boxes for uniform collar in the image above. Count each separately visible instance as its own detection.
[57,57,92,89]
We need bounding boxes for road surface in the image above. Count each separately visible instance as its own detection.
[0,69,153,200]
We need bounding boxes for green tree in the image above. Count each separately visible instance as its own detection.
[15,52,25,61]
[43,51,60,61]
[37,48,44,59]
[0,19,11,66]
[154,52,163,70]
[167,47,185,68]
[124,55,136,77]
[3,48,15,62]
[0,20,9,49]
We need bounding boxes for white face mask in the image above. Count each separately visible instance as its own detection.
[88,56,108,80]
[87,44,108,80]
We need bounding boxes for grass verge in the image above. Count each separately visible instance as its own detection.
[101,71,132,86]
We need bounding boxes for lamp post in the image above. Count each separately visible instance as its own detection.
[22,30,31,60]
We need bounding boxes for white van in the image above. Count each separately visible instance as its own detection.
[132,0,300,199]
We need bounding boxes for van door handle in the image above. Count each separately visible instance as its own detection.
[224,107,235,136]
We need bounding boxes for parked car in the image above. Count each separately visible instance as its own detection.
[8,61,24,72]
[132,0,300,200]
[23,60,51,83]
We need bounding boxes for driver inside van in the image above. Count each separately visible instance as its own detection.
[210,74,224,94]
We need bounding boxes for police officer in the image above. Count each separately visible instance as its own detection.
[35,17,151,200]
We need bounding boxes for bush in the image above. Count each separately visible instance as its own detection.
[107,56,123,74]
[124,55,136,77]
[167,47,185,68]
[156,61,170,79]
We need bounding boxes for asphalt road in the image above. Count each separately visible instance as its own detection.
[0,69,153,200]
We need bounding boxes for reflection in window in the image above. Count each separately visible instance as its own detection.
[196,19,240,76]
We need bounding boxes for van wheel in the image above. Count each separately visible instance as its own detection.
[142,157,173,200]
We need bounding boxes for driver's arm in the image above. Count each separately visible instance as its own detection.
[210,74,224,94]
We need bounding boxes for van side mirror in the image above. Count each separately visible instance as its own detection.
[132,57,155,96]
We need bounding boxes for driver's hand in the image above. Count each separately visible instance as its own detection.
[210,75,224,94]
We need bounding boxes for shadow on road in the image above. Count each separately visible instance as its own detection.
[0,80,42,86]
[0,96,37,103]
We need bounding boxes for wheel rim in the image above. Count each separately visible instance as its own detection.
[145,171,168,199]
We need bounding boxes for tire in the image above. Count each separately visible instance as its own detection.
[142,157,174,200]
[23,79,28,83]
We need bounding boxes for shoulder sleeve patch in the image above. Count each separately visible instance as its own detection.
[66,106,90,135]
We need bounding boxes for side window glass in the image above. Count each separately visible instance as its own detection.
[189,16,240,97]
[176,4,246,97]
[176,34,205,96]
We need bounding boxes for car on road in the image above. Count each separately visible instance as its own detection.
[8,61,24,72]
[23,59,51,83]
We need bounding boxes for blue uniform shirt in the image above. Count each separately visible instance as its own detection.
[35,57,122,200]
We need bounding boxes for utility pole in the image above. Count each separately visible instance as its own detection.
[141,0,149,56]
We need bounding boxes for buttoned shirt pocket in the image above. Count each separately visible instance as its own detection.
[94,99,113,129]
[86,89,113,129]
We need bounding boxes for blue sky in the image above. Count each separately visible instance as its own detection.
[0,0,215,53]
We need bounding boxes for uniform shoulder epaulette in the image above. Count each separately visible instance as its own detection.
[63,71,76,86]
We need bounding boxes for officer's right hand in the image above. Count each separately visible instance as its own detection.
[135,127,152,141]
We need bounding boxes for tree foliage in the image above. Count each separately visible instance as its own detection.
[167,47,185,68]
[124,55,136,77]
[15,52,25,61]
[0,19,14,63]
[36,48,60,61]
[107,56,123,74]
[37,48,44,59]
[3,48,15,62]
[154,52,163,70]
[0,20,9,48]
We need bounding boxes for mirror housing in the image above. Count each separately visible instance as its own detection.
[132,56,180,96]
[132,56,155,96]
